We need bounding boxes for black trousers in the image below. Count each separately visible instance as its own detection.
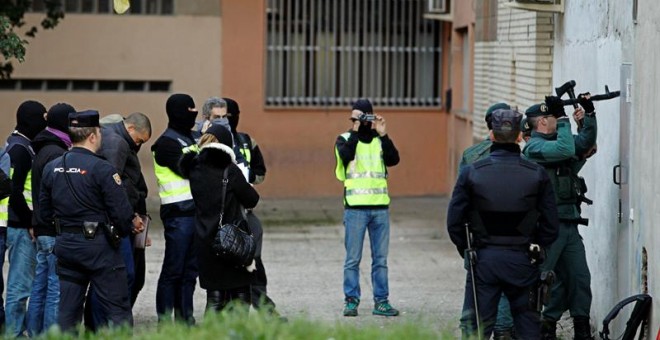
[55,234,132,333]
[461,248,539,340]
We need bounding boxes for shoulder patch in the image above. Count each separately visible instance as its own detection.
[113,173,122,185]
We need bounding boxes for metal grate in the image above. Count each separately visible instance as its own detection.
[266,0,442,107]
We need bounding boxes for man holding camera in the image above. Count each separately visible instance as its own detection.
[335,99,400,317]
[522,94,597,340]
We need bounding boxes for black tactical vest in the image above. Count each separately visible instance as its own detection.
[468,157,542,246]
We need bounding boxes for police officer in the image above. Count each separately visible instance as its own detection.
[523,94,597,340]
[5,100,47,337]
[459,102,510,171]
[457,102,517,339]
[38,110,137,332]
[152,93,199,324]
[447,109,559,339]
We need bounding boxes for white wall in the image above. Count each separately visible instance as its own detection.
[632,0,660,332]
[552,0,635,331]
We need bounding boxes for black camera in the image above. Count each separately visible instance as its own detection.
[358,113,376,122]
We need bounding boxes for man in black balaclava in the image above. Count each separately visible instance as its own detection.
[28,102,75,336]
[334,98,400,318]
[4,100,47,336]
[222,97,276,314]
[151,93,199,325]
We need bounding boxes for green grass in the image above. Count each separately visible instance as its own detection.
[37,308,456,340]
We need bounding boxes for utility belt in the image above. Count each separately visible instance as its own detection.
[479,241,545,265]
[54,219,121,249]
[560,217,589,226]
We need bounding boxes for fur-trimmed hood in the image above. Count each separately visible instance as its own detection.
[179,142,236,179]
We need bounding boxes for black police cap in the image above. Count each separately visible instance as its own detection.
[491,109,522,133]
[69,110,100,128]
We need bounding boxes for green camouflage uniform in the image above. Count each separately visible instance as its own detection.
[522,114,597,321]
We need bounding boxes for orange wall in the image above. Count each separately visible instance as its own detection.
[221,0,450,198]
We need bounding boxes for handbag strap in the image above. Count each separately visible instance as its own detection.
[218,167,229,225]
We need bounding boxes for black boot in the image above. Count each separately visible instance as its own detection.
[493,327,516,340]
[540,318,557,340]
[573,316,594,340]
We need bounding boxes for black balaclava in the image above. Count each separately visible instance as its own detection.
[223,97,240,133]
[16,100,47,140]
[166,93,197,132]
[47,103,76,132]
[352,99,374,142]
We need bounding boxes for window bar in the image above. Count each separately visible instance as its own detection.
[405,0,414,105]
[285,0,293,105]
[359,0,367,100]
[292,0,299,105]
[331,0,339,105]
[346,0,354,104]
[309,0,317,105]
[384,0,391,105]
[277,0,285,105]
[338,0,346,104]
[370,0,377,106]
[301,0,309,105]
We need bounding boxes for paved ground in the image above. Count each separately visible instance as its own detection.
[133,196,466,334]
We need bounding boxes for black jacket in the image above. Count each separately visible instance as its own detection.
[6,133,34,228]
[98,122,148,213]
[31,130,68,236]
[180,142,259,290]
[446,143,559,257]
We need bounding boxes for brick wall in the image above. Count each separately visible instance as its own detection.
[473,0,555,140]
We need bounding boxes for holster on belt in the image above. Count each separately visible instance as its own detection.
[102,223,121,249]
[537,270,555,312]
[82,221,98,240]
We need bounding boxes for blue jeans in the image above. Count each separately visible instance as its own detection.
[0,228,7,330]
[26,236,59,337]
[156,216,198,323]
[85,236,135,331]
[343,208,390,303]
[5,227,37,337]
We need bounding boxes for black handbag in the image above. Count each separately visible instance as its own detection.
[212,167,256,267]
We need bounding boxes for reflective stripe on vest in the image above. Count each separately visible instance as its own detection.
[239,146,251,164]
[335,133,389,206]
[23,170,32,210]
[8,167,33,211]
[0,197,7,227]
[152,134,199,206]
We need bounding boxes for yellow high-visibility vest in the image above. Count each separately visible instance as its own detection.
[335,133,389,206]
[153,143,199,205]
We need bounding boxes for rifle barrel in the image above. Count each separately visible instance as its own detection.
[561,91,621,106]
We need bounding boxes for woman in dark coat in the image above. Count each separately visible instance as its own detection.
[180,124,259,312]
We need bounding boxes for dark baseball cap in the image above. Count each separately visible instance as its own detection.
[491,109,522,133]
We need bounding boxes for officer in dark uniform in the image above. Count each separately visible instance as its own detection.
[447,109,559,339]
[38,110,138,332]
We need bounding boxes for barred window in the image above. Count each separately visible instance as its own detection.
[28,0,174,15]
[266,0,442,107]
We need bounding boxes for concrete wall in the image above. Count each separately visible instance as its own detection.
[632,0,660,331]
[552,0,635,328]
[221,0,451,198]
[0,12,222,205]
